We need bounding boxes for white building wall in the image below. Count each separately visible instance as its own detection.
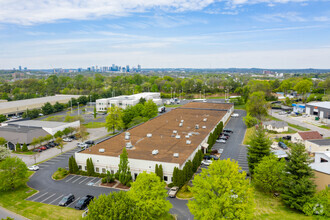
[305,141,330,153]
[42,121,80,135]
[291,133,303,143]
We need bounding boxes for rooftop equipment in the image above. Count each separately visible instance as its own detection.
[202,126,206,129]
[99,148,105,153]
[175,135,181,139]
[173,153,179,158]
[173,130,177,134]
[152,150,159,155]
[126,142,133,149]
[186,140,191,144]
[179,123,183,127]
[195,124,199,129]
[147,133,152,138]
[203,118,207,122]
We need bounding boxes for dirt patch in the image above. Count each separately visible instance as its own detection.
[100,182,117,187]
[116,183,130,190]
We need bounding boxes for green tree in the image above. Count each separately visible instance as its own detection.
[22,143,28,152]
[41,102,54,115]
[117,148,132,185]
[158,164,163,181]
[93,106,97,119]
[129,172,172,219]
[0,137,7,148]
[72,156,79,173]
[0,114,6,123]
[15,143,21,152]
[139,97,146,105]
[86,191,137,220]
[68,156,73,173]
[246,91,268,120]
[106,106,124,134]
[188,159,254,220]
[247,126,271,174]
[77,95,88,105]
[0,146,10,162]
[54,130,63,139]
[173,167,179,186]
[155,164,159,178]
[0,157,28,191]
[142,100,158,119]
[243,114,259,128]
[62,127,71,137]
[253,154,286,192]
[293,79,313,102]
[281,143,316,211]
[53,102,64,112]
[55,137,64,153]
[86,158,95,176]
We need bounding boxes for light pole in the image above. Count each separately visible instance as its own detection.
[77,102,80,116]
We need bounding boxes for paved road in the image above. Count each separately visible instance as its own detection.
[271,111,330,138]
[0,206,27,220]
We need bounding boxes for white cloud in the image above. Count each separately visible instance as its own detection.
[254,12,306,22]
[0,0,312,25]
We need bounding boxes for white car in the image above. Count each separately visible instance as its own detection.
[63,138,73,142]
[77,143,88,148]
[216,139,226,143]
[201,160,212,166]
[28,165,39,171]
[231,113,239,118]
[168,186,179,198]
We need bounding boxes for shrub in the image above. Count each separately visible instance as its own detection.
[101,177,107,184]
[168,183,174,188]
[22,143,28,152]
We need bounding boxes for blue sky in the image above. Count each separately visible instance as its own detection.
[0,0,329,69]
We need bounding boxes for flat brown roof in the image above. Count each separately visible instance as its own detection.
[81,102,232,165]
[179,102,233,110]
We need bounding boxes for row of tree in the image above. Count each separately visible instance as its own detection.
[207,121,224,151]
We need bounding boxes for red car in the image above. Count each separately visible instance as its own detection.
[38,146,47,151]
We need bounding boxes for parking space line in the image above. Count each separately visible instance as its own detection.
[94,178,102,186]
[49,194,64,205]
[68,197,80,208]
[88,177,97,184]
[42,162,55,164]
[32,192,48,202]
[40,193,56,203]
[65,175,76,182]
[79,177,91,184]
[72,176,84,183]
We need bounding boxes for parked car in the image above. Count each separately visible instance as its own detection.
[28,165,39,171]
[220,132,230,137]
[201,160,212,166]
[203,155,219,160]
[33,148,42,152]
[168,187,179,198]
[45,144,52,149]
[78,143,88,148]
[216,139,226,143]
[39,113,44,116]
[63,138,73,142]
[48,142,56,147]
[223,129,233,133]
[231,113,239,118]
[282,135,291,140]
[158,106,166,113]
[278,142,288,149]
[59,194,75,206]
[85,140,94,145]
[38,146,47,151]
[219,135,228,140]
[74,195,94,210]
[69,135,78,140]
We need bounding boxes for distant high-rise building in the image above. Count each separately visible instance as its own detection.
[87,67,91,71]
[78,68,82,72]
[126,65,130,72]
[24,67,27,71]
[137,64,141,72]
[19,66,22,71]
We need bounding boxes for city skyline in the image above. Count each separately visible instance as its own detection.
[0,0,330,69]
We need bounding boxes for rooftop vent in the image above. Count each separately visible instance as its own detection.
[173,153,179,158]
[188,133,192,137]
[195,124,199,129]
[175,135,181,139]
[125,132,130,136]
[203,118,207,122]
[173,130,178,134]
[181,120,184,123]
[147,133,152,138]
[125,135,130,140]
[202,126,206,129]
[186,140,191,144]
[185,135,190,138]
[99,148,105,153]
[179,123,183,127]
[152,150,159,155]
[126,142,133,149]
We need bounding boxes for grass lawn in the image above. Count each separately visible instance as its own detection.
[234,104,246,110]
[176,184,193,199]
[12,151,36,155]
[287,123,310,131]
[254,189,321,220]
[206,96,225,99]
[42,115,65,122]
[285,128,297,134]
[267,115,282,121]
[243,127,255,145]
[319,125,330,130]
[0,172,82,220]
[83,121,106,128]
[52,168,69,180]
[164,104,183,108]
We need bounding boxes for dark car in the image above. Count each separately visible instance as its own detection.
[282,135,291,140]
[85,140,94,145]
[59,194,75,206]
[223,129,233,133]
[220,132,230,137]
[74,195,94,210]
[278,142,288,149]
[203,155,219,160]
[219,135,228,140]
[69,135,78,140]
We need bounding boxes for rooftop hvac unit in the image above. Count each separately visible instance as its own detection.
[202,126,206,129]
[181,120,184,123]
[125,135,130,140]
[99,148,105,153]
[203,118,207,122]
[173,130,177,134]
[195,124,199,129]
[152,150,159,155]
[175,135,181,139]
[185,135,190,138]
[173,153,179,158]
[188,133,192,137]
[186,140,191,144]
[125,132,130,136]
[147,133,152,138]
[179,123,183,127]
[126,142,133,149]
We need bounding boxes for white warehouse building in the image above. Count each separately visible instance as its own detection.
[75,102,234,183]
[96,92,162,111]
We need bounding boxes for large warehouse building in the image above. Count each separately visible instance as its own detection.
[305,102,330,119]
[75,102,233,183]
[0,94,80,116]
[96,92,162,111]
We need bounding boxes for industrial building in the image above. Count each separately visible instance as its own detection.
[75,102,234,183]
[96,92,162,111]
[305,102,330,119]
[0,95,80,116]
[0,120,80,150]
[310,152,330,191]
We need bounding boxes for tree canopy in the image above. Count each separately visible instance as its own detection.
[188,159,254,220]
[117,147,132,186]
[0,157,28,191]
[105,105,124,133]
[246,91,268,120]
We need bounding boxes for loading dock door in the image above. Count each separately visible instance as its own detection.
[320,111,324,119]
[306,107,310,115]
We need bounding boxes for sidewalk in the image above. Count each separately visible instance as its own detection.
[0,206,28,220]
[271,112,330,138]
[12,127,110,166]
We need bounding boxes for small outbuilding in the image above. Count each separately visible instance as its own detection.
[291,131,323,144]
[305,139,330,153]
[263,121,288,133]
